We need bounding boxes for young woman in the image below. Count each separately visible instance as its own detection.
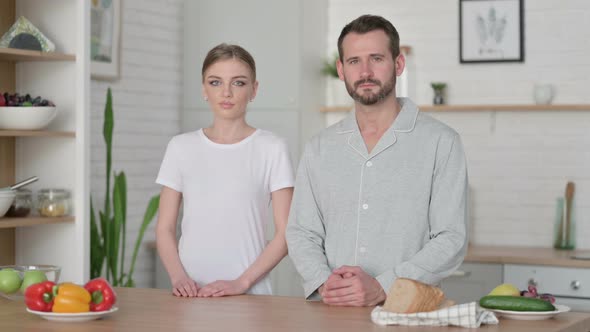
[156,44,294,297]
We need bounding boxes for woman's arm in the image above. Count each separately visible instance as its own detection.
[197,187,294,297]
[156,186,199,297]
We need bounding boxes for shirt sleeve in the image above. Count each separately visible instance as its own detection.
[269,137,295,192]
[285,144,333,300]
[376,133,469,292]
[155,137,183,192]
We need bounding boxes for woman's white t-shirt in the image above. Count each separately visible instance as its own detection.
[156,129,294,295]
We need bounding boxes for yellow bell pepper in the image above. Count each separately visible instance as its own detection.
[52,282,91,313]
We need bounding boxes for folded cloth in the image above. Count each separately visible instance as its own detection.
[371,302,499,328]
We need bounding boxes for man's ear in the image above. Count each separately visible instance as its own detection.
[336,58,345,81]
[395,53,406,77]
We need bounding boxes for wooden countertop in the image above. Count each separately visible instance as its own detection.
[1,287,590,331]
[465,245,590,268]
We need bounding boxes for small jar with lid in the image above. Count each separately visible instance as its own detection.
[37,189,71,217]
[5,189,33,217]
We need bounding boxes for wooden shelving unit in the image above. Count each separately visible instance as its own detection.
[0,0,89,283]
[0,130,75,137]
[0,216,74,229]
[0,48,75,62]
[320,104,590,112]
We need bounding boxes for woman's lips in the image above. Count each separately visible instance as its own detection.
[220,102,234,109]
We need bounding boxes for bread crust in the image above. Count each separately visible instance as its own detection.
[382,278,445,313]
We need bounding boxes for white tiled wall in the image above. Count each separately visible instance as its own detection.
[328,0,590,248]
[90,0,183,287]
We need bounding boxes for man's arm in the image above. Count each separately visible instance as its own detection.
[286,145,332,299]
[376,133,469,292]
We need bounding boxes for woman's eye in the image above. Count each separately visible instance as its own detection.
[208,80,221,86]
[233,81,246,87]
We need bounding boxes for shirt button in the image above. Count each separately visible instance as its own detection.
[366,161,373,167]
[362,203,369,210]
[359,247,367,253]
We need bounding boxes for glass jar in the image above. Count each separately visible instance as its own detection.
[5,189,32,217]
[37,189,71,217]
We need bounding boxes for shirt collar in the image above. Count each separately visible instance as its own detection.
[336,97,419,135]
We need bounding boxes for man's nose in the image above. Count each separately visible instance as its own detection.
[360,61,373,79]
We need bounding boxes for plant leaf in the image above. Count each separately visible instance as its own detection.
[116,172,127,284]
[126,194,160,287]
[89,197,104,279]
[99,210,111,284]
[103,88,114,218]
[111,172,125,286]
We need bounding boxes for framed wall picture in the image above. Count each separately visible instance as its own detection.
[459,0,524,63]
[90,0,121,80]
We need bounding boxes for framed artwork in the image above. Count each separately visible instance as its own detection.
[459,0,524,63]
[90,0,121,79]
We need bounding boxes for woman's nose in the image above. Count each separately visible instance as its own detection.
[222,85,232,97]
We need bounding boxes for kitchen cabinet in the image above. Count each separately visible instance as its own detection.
[440,262,503,304]
[504,264,590,312]
[0,0,89,283]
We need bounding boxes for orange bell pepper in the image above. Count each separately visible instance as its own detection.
[52,282,91,313]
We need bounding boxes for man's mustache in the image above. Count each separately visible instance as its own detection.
[354,79,381,89]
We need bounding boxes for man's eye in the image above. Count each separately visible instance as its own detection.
[209,80,221,86]
[348,59,358,65]
[372,57,383,62]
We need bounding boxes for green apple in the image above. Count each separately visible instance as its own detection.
[0,269,22,294]
[19,270,47,293]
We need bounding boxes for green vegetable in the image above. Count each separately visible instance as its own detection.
[479,295,556,312]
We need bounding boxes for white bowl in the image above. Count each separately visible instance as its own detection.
[0,192,15,217]
[0,106,57,130]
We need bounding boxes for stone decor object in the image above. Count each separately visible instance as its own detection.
[0,16,55,52]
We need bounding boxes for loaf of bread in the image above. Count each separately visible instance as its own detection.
[382,278,445,313]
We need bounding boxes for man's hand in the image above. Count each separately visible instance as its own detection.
[321,265,386,307]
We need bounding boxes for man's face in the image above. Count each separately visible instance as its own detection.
[337,30,404,106]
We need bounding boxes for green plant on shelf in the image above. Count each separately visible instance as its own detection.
[430,82,447,92]
[322,53,339,78]
[90,87,160,287]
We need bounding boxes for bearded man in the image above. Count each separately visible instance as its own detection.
[286,14,469,307]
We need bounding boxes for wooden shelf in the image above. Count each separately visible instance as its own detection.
[0,216,74,229]
[0,130,75,137]
[0,48,75,62]
[321,104,590,112]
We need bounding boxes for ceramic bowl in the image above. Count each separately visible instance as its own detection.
[0,106,57,130]
[0,265,61,300]
[0,190,16,217]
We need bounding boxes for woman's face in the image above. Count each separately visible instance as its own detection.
[202,58,258,120]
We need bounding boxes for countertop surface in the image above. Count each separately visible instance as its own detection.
[465,245,590,268]
[1,287,590,332]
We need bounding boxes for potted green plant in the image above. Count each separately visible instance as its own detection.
[431,82,447,105]
[322,53,350,107]
[90,88,160,287]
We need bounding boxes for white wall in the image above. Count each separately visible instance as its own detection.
[328,0,590,248]
[90,0,183,287]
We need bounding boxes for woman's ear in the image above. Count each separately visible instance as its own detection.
[251,80,259,101]
[202,85,208,101]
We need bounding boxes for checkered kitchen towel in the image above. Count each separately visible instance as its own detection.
[371,302,499,328]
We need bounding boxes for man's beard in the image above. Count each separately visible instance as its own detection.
[345,75,396,106]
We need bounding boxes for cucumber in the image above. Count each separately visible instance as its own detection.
[479,296,556,312]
